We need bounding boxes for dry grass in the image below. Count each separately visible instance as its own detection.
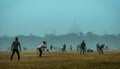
[0,51,120,69]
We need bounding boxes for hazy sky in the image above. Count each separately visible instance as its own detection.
[0,0,120,37]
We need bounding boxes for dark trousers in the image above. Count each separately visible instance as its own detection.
[99,48,103,54]
[39,48,42,57]
[80,48,85,54]
[10,49,20,60]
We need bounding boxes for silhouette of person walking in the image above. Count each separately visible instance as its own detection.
[96,43,100,52]
[62,44,66,52]
[37,41,47,57]
[50,45,53,51]
[10,37,21,60]
[80,40,86,54]
[99,44,104,54]
[70,45,72,51]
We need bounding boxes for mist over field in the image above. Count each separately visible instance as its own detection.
[0,32,120,51]
[0,0,120,51]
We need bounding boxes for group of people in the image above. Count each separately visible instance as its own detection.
[10,37,47,60]
[96,43,105,54]
[10,37,105,60]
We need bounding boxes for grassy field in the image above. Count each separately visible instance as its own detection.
[0,51,120,69]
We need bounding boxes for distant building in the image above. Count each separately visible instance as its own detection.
[68,19,81,34]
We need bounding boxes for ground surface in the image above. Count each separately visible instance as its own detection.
[0,51,120,69]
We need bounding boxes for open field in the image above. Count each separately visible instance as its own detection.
[0,51,120,69]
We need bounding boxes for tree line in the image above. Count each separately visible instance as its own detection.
[0,32,120,51]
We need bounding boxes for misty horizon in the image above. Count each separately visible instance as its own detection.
[0,0,120,37]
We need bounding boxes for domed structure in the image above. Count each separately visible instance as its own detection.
[68,19,81,34]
